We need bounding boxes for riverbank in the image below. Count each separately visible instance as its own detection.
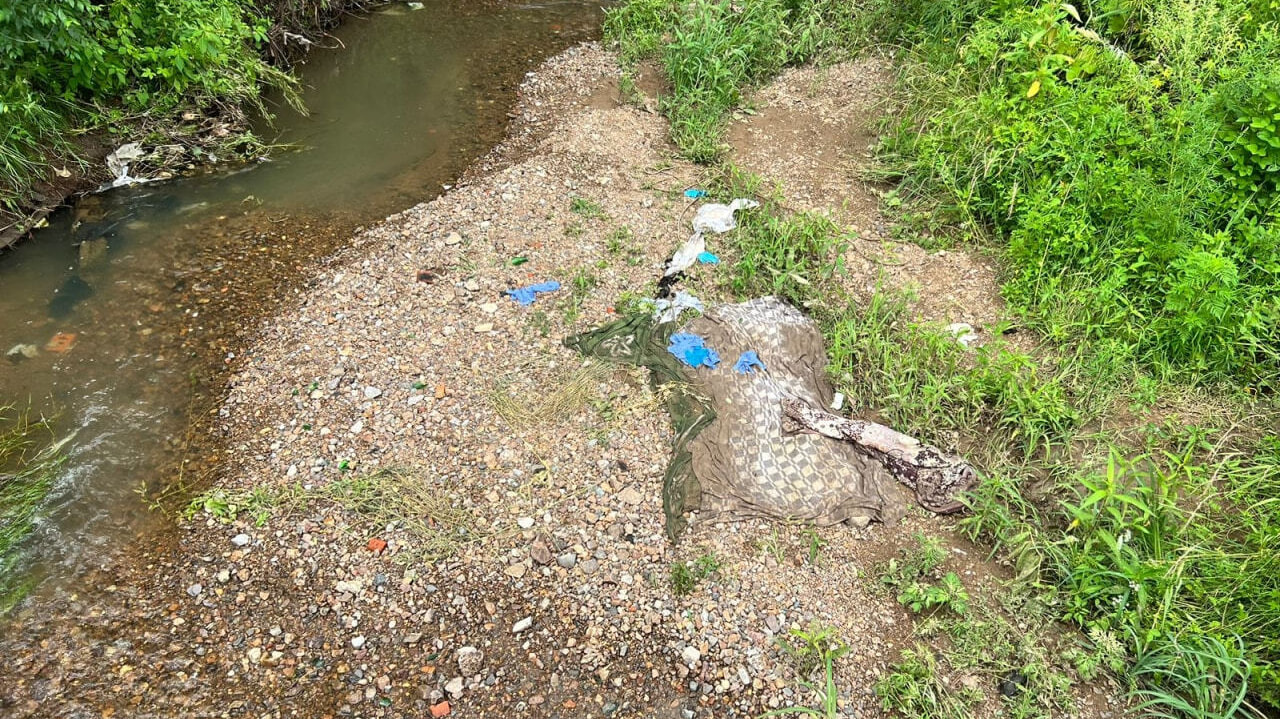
[0,0,382,251]
[0,43,1126,718]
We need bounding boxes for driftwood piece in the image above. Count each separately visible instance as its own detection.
[781,397,977,513]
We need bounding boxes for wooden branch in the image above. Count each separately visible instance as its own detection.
[781,397,977,514]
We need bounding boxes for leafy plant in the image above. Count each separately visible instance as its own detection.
[767,623,851,718]
[670,552,720,595]
[898,572,970,616]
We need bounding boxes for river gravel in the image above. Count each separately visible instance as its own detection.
[0,44,1124,718]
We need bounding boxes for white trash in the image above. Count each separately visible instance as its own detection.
[692,198,759,234]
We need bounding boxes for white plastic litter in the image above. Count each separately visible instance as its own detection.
[653,290,704,324]
[663,233,706,277]
[664,198,759,277]
[947,322,978,348]
[104,143,149,188]
[692,198,759,234]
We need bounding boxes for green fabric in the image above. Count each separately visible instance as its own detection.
[564,313,713,543]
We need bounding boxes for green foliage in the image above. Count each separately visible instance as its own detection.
[963,426,1280,713]
[0,0,295,221]
[873,0,1280,387]
[766,623,850,718]
[898,572,970,616]
[569,196,607,219]
[876,646,970,719]
[670,552,720,595]
[606,0,860,162]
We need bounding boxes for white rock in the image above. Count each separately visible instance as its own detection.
[351,636,366,649]
[456,646,483,675]
[231,533,251,547]
[445,676,465,697]
[512,616,533,633]
[682,646,701,666]
[444,232,462,245]
[516,517,535,529]
[364,386,383,399]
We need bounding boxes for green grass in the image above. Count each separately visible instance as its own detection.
[0,405,66,614]
[767,623,851,717]
[605,0,861,162]
[670,551,720,596]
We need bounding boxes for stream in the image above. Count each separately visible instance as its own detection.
[0,0,604,606]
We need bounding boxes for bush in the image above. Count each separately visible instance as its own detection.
[874,0,1280,388]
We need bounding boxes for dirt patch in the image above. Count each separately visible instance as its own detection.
[728,58,1013,344]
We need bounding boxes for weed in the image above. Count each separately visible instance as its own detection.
[670,552,720,596]
[879,533,947,587]
[767,623,850,717]
[801,528,826,565]
[569,196,607,219]
[876,646,969,719]
[898,572,969,616]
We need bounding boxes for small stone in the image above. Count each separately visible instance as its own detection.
[364,386,382,399]
[480,302,499,314]
[474,322,494,333]
[505,563,527,578]
[516,517,535,529]
[231,534,250,547]
[681,646,701,666]
[616,487,643,505]
[445,676,465,698]
[5,344,38,361]
[247,647,262,663]
[529,537,553,565]
[187,584,202,597]
[430,701,451,718]
[403,633,423,645]
[580,559,599,574]
[351,636,367,649]
[464,279,480,292]
[557,552,577,569]
[457,646,483,675]
[512,617,533,633]
[444,232,462,246]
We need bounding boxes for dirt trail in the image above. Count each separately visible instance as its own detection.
[0,45,1122,718]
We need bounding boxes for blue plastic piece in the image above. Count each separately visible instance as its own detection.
[733,350,766,375]
[668,333,721,369]
[684,188,707,198]
[697,251,719,264]
[505,281,561,306]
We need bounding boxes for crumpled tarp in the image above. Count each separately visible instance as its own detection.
[567,296,916,542]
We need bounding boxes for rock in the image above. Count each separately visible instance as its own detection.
[616,486,643,505]
[681,646,701,666]
[444,232,462,245]
[505,563,527,578]
[364,386,383,399]
[231,534,250,547]
[474,322,494,333]
[517,516,535,529]
[456,646,483,675]
[247,647,262,664]
[480,302,499,314]
[5,344,38,362]
[186,583,202,597]
[335,579,363,595]
[430,701,451,718]
[445,676,464,698]
[557,552,577,569]
[529,537,553,565]
[580,559,599,574]
[351,636,367,649]
[512,616,533,633]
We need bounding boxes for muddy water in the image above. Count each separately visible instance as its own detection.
[0,0,603,601]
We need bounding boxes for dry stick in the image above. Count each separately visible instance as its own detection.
[781,397,978,514]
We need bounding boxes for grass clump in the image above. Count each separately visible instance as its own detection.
[0,405,66,613]
[767,623,851,717]
[605,0,860,162]
[670,551,720,595]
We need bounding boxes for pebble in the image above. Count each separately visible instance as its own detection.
[186,584,202,597]
[681,646,701,666]
[445,676,465,698]
[351,636,366,649]
[512,617,533,633]
[364,386,382,399]
[517,517,535,529]
[456,646,483,676]
[557,552,577,569]
[231,534,250,547]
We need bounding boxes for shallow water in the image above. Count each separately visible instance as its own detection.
[0,0,603,599]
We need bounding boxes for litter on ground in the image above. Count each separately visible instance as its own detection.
[505,281,560,306]
[667,332,720,369]
[733,350,765,374]
[652,290,704,324]
[697,251,719,264]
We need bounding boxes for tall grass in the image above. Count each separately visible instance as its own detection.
[0,405,65,614]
